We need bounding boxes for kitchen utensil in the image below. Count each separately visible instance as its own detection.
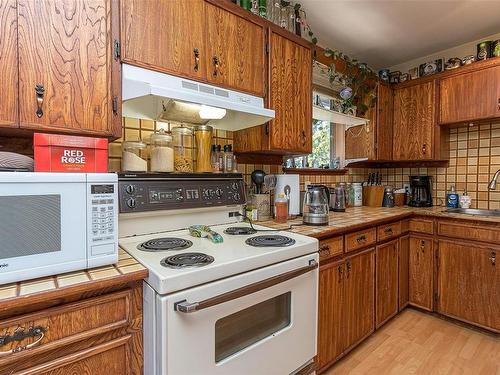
[274,174,300,215]
[251,170,266,194]
[303,185,330,225]
[382,186,395,208]
[0,152,34,172]
[284,184,291,216]
[263,174,277,193]
[332,186,346,212]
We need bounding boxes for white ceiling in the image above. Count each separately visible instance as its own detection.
[300,0,500,69]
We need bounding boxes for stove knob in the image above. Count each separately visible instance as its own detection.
[127,198,137,208]
[215,188,223,197]
[202,189,211,199]
[233,192,241,201]
[125,185,135,194]
[231,182,239,190]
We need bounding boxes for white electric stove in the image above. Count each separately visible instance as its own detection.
[118,173,319,375]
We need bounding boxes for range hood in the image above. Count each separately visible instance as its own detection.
[122,64,275,130]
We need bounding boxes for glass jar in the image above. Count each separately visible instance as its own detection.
[122,140,147,172]
[172,126,193,172]
[193,125,213,173]
[149,129,174,172]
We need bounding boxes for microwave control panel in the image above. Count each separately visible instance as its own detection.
[89,184,116,243]
[118,173,246,213]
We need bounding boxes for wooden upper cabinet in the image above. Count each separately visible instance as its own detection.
[204,2,265,96]
[121,0,206,81]
[409,236,433,311]
[0,0,18,128]
[376,82,393,160]
[440,64,500,125]
[393,81,435,160]
[267,29,312,154]
[376,240,399,327]
[437,240,499,332]
[17,0,119,137]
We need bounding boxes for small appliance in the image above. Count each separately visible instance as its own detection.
[274,174,300,215]
[0,172,118,284]
[382,186,395,207]
[303,185,330,225]
[332,186,346,212]
[408,176,433,207]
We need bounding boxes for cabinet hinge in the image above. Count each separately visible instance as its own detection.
[265,123,269,135]
[112,96,118,115]
[114,40,121,60]
[265,43,269,55]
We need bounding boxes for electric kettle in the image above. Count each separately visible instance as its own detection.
[303,185,330,226]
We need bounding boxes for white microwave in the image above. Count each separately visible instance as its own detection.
[0,172,118,285]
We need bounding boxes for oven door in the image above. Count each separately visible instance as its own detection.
[156,253,318,375]
[0,174,87,284]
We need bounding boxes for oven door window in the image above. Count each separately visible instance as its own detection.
[215,292,291,362]
[0,195,61,259]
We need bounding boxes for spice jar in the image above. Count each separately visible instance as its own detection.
[193,125,213,173]
[122,140,147,172]
[149,129,174,172]
[172,126,193,172]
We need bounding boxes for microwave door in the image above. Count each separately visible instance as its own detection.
[0,181,87,283]
[156,254,318,375]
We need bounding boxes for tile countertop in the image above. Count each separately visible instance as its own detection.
[0,249,147,313]
[260,206,500,239]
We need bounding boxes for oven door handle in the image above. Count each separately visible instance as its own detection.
[174,259,318,313]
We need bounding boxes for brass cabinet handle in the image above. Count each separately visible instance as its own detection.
[212,56,219,77]
[422,143,427,155]
[420,240,425,253]
[346,260,351,278]
[489,251,496,266]
[35,84,45,118]
[319,244,331,256]
[193,48,200,72]
[498,98,500,111]
[384,227,393,234]
[301,130,307,146]
[338,264,343,282]
[0,326,47,357]
[356,235,367,243]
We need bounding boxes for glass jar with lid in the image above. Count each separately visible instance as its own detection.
[171,125,193,172]
[193,125,213,173]
[149,129,174,172]
[122,140,147,172]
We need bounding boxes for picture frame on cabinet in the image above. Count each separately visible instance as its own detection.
[408,66,419,79]
[399,73,410,82]
[389,71,401,84]
[419,59,443,77]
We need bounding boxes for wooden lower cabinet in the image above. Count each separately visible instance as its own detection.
[376,240,399,327]
[409,235,434,311]
[437,239,499,332]
[398,235,410,310]
[317,249,375,372]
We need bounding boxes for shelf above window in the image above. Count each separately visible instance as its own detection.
[312,105,368,129]
[282,168,348,175]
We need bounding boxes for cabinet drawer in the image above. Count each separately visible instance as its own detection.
[319,236,343,261]
[377,221,402,241]
[0,290,131,363]
[438,221,500,243]
[345,228,377,253]
[409,218,434,234]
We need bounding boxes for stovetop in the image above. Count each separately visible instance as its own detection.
[119,223,318,294]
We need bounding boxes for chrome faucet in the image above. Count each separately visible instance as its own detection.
[488,169,500,190]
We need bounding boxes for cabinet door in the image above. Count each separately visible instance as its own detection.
[398,235,410,310]
[18,0,116,136]
[317,261,345,371]
[376,240,399,327]
[121,0,205,81]
[205,2,265,96]
[409,236,433,310]
[438,240,499,332]
[377,83,393,160]
[268,30,312,154]
[0,0,18,128]
[440,65,500,124]
[393,81,435,160]
[344,249,375,351]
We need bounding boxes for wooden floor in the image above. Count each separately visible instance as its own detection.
[323,309,500,375]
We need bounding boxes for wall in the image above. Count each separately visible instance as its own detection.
[389,32,500,74]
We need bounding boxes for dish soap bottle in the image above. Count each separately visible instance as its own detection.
[274,193,288,223]
[459,189,472,209]
[446,185,459,208]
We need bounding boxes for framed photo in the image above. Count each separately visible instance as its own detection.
[419,59,443,77]
[389,71,401,84]
[408,66,419,79]
[399,73,410,82]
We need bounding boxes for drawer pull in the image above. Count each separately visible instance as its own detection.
[35,84,45,118]
[319,244,331,255]
[356,235,367,243]
[0,326,47,357]
[489,251,496,266]
[384,227,393,234]
[193,48,200,72]
[212,56,219,77]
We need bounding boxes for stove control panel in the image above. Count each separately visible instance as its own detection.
[118,173,246,213]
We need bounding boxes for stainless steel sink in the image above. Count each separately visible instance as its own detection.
[445,208,500,217]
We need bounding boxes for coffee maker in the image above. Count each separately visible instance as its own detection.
[408,176,433,207]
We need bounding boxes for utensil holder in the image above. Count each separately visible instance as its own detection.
[362,186,385,207]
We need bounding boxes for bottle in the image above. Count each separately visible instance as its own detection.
[223,144,234,173]
[446,185,459,208]
[216,145,224,172]
[459,189,472,209]
[211,144,219,172]
[274,193,288,223]
[193,125,213,173]
[352,182,363,207]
